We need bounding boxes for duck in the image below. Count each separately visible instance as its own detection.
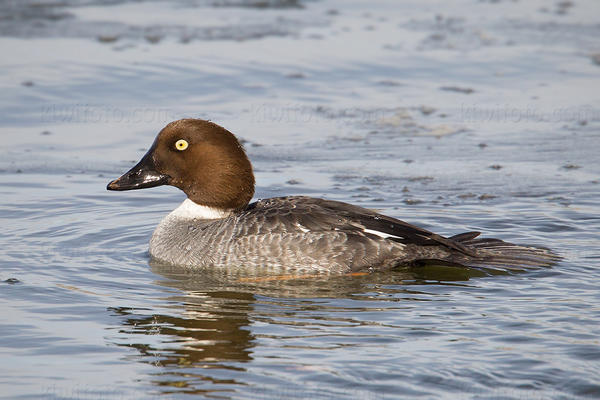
[107,119,557,273]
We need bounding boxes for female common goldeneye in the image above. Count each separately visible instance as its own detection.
[107,119,557,273]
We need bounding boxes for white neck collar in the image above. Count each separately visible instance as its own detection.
[169,199,233,220]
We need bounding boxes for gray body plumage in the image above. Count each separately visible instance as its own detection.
[149,196,557,273]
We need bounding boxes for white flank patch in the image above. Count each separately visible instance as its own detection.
[170,198,233,220]
[363,228,404,240]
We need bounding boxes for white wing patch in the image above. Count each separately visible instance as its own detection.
[295,223,310,233]
[363,228,404,240]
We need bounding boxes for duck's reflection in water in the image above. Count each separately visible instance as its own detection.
[109,263,265,395]
[109,260,504,396]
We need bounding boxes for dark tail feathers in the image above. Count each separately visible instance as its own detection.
[446,231,560,272]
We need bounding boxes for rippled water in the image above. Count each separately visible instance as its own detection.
[1,0,599,399]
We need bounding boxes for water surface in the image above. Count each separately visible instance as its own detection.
[1,0,599,399]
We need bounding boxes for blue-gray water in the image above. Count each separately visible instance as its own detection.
[1,0,599,399]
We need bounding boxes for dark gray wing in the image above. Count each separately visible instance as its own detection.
[244,196,478,257]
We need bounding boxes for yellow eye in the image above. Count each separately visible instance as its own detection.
[175,139,188,151]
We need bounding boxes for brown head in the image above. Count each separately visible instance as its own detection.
[107,119,255,211]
